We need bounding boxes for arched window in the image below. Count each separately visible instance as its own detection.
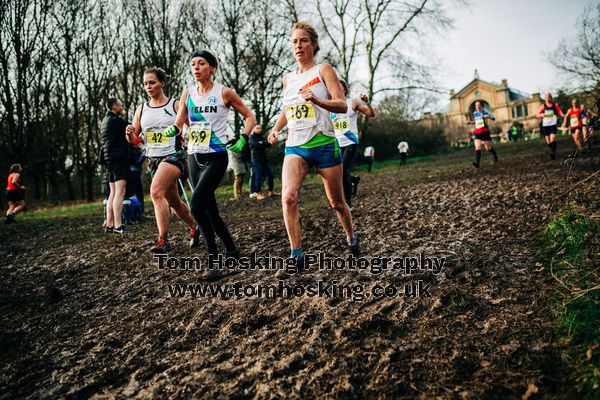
[467,100,492,117]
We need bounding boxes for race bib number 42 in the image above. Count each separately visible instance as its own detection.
[333,118,350,134]
[284,96,317,130]
[189,122,212,148]
[146,126,170,147]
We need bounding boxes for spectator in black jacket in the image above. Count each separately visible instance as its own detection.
[101,97,130,233]
[249,125,278,199]
[127,144,145,215]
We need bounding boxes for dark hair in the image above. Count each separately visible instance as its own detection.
[106,97,120,110]
[9,163,21,173]
[144,67,168,85]
[339,79,349,96]
[190,50,219,70]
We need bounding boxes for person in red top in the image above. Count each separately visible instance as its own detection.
[536,92,563,159]
[562,98,584,150]
[5,164,26,224]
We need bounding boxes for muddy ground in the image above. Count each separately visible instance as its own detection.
[1,138,598,399]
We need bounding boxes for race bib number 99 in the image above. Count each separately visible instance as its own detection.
[146,126,169,148]
[475,117,485,130]
[333,118,350,134]
[189,122,212,148]
[284,96,317,130]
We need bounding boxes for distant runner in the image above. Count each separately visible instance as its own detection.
[398,140,409,166]
[363,145,375,172]
[562,98,584,152]
[467,101,498,168]
[332,79,375,208]
[5,164,26,224]
[535,92,563,160]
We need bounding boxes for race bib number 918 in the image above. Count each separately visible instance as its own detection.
[333,118,350,134]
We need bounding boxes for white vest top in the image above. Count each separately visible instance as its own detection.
[186,83,229,154]
[140,98,180,157]
[333,98,359,147]
[283,64,335,147]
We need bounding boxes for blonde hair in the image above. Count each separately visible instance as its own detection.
[292,21,320,55]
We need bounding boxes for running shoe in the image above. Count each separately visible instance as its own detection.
[472,161,480,168]
[151,238,171,253]
[249,193,258,199]
[113,226,128,234]
[189,227,201,248]
[104,226,113,233]
[349,235,361,257]
[351,176,361,196]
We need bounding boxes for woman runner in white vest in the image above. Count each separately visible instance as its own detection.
[332,80,375,207]
[165,50,256,262]
[268,21,360,266]
[126,67,199,253]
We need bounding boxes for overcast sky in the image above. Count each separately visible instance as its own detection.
[432,0,596,108]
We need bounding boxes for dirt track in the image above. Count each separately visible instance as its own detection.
[1,139,598,399]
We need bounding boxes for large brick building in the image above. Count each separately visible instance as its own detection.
[421,71,543,145]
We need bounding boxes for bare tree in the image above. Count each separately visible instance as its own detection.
[362,0,453,99]
[315,0,363,85]
[246,1,295,128]
[0,0,52,199]
[551,4,600,95]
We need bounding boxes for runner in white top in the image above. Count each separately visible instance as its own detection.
[165,50,256,261]
[126,67,198,253]
[398,140,409,165]
[535,92,563,159]
[332,79,375,207]
[268,21,359,264]
[363,146,375,172]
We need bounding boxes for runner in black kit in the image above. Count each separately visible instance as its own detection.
[165,50,256,260]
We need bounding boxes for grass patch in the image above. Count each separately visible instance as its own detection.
[541,209,600,396]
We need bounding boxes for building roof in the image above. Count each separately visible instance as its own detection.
[451,78,531,101]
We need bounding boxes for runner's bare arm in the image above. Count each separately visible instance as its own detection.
[174,89,190,131]
[269,76,289,144]
[354,96,375,118]
[223,87,256,136]
[536,104,545,119]
[299,64,346,114]
[126,105,143,143]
